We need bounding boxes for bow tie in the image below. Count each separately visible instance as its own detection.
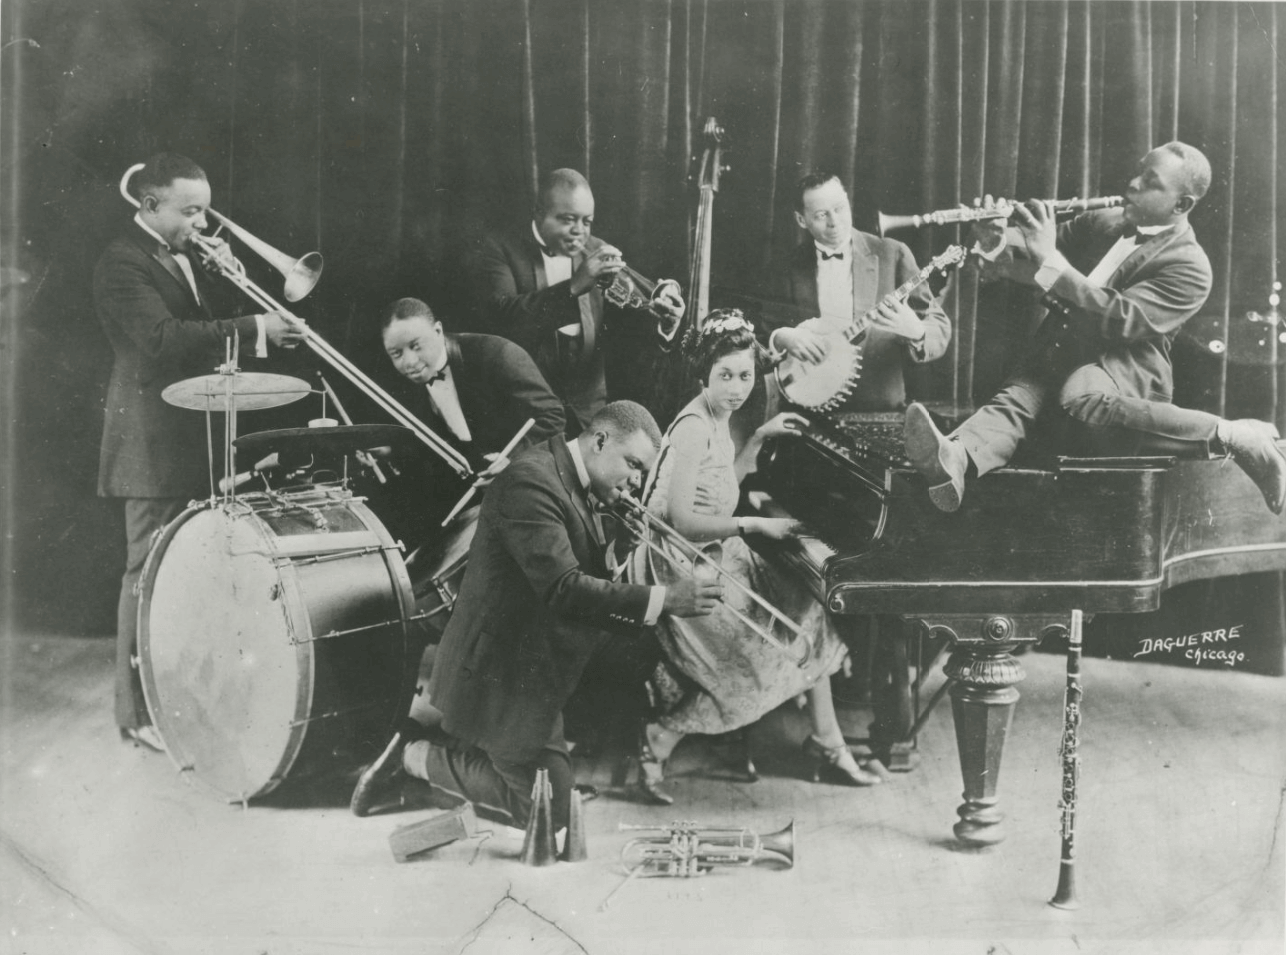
[424,368,448,386]
[1119,225,1139,241]
[819,250,846,261]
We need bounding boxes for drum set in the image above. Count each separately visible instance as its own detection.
[123,166,476,803]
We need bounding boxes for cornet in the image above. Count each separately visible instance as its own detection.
[600,820,794,910]
[603,262,683,320]
[878,195,1123,234]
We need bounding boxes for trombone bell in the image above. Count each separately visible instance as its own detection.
[208,208,324,302]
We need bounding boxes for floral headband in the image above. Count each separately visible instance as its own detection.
[699,310,754,339]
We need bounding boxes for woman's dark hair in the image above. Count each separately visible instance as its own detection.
[683,308,759,384]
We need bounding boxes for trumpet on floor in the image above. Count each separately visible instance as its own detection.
[878,195,1123,234]
[600,820,794,909]
[620,820,795,875]
[614,494,812,666]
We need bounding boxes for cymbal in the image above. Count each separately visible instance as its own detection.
[234,424,416,459]
[161,372,312,411]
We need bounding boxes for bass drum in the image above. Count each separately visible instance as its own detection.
[137,486,414,802]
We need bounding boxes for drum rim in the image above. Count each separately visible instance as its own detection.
[136,492,416,802]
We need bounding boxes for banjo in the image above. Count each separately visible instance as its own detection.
[773,244,967,412]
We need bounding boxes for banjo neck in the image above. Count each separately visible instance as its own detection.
[841,252,957,344]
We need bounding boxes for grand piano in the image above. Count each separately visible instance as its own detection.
[755,409,1286,847]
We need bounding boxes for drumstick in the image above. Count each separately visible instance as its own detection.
[440,417,535,527]
[318,373,388,484]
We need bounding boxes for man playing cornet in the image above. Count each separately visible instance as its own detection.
[468,168,685,433]
[98,153,307,751]
[905,141,1286,516]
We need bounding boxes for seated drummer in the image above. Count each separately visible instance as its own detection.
[466,168,686,433]
[903,141,1286,516]
[765,172,952,412]
[371,297,566,535]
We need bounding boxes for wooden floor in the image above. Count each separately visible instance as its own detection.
[1,630,1282,955]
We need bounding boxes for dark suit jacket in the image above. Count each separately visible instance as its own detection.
[427,436,654,762]
[1039,209,1213,401]
[468,227,675,430]
[381,333,566,533]
[96,222,259,498]
[390,333,565,473]
[770,228,951,411]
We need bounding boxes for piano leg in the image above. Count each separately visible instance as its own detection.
[919,614,1067,847]
[944,642,1024,846]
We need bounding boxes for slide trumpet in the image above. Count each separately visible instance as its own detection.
[614,493,812,667]
[878,195,1123,234]
[118,163,473,479]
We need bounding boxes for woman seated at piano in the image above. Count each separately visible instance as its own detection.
[630,309,881,804]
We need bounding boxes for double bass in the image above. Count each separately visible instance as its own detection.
[642,117,727,425]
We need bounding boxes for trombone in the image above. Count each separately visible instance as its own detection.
[877,195,1123,235]
[615,494,812,667]
[118,163,472,479]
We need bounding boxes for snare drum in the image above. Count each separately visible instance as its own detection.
[404,505,479,643]
[137,486,415,802]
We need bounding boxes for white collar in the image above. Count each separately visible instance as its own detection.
[532,221,560,257]
[566,436,591,492]
[134,213,173,251]
[813,237,852,258]
[1135,223,1174,237]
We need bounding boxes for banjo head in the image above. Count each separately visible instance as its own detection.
[775,339,863,411]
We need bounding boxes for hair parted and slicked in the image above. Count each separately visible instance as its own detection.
[131,153,207,201]
[590,399,661,450]
[536,168,592,214]
[379,297,438,333]
[682,308,759,384]
[795,172,845,212]
[1156,141,1212,202]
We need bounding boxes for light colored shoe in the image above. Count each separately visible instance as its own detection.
[802,735,882,786]
[1218,419,1286,515]
[120,725,166,754]
[904,403,968,512]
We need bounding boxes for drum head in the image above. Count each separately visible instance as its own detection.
[140,506,309,801]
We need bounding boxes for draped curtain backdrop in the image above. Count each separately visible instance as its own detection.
[3,0,1283,651]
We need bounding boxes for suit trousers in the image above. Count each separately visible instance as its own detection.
[955,356,1219,477]
[405,718,574,832]
[116,498,187,729]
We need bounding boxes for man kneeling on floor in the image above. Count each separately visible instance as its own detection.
[351,400,719,830]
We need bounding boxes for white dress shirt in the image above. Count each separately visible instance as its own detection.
[423,362,472,443]
[814,239,854,326]
[977,220,1175,292]
[135,213,267,357]
[566,437,665,624]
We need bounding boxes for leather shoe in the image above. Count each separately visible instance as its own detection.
[120,725,166,754]
[351,721,422,817]
[1217,419,1286,515]
[904,402,967,512]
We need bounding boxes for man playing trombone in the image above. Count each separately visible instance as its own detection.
[467,168,686,434]
[905,141,1286,516]
[97,153,306,751]
[349,401,719,831]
